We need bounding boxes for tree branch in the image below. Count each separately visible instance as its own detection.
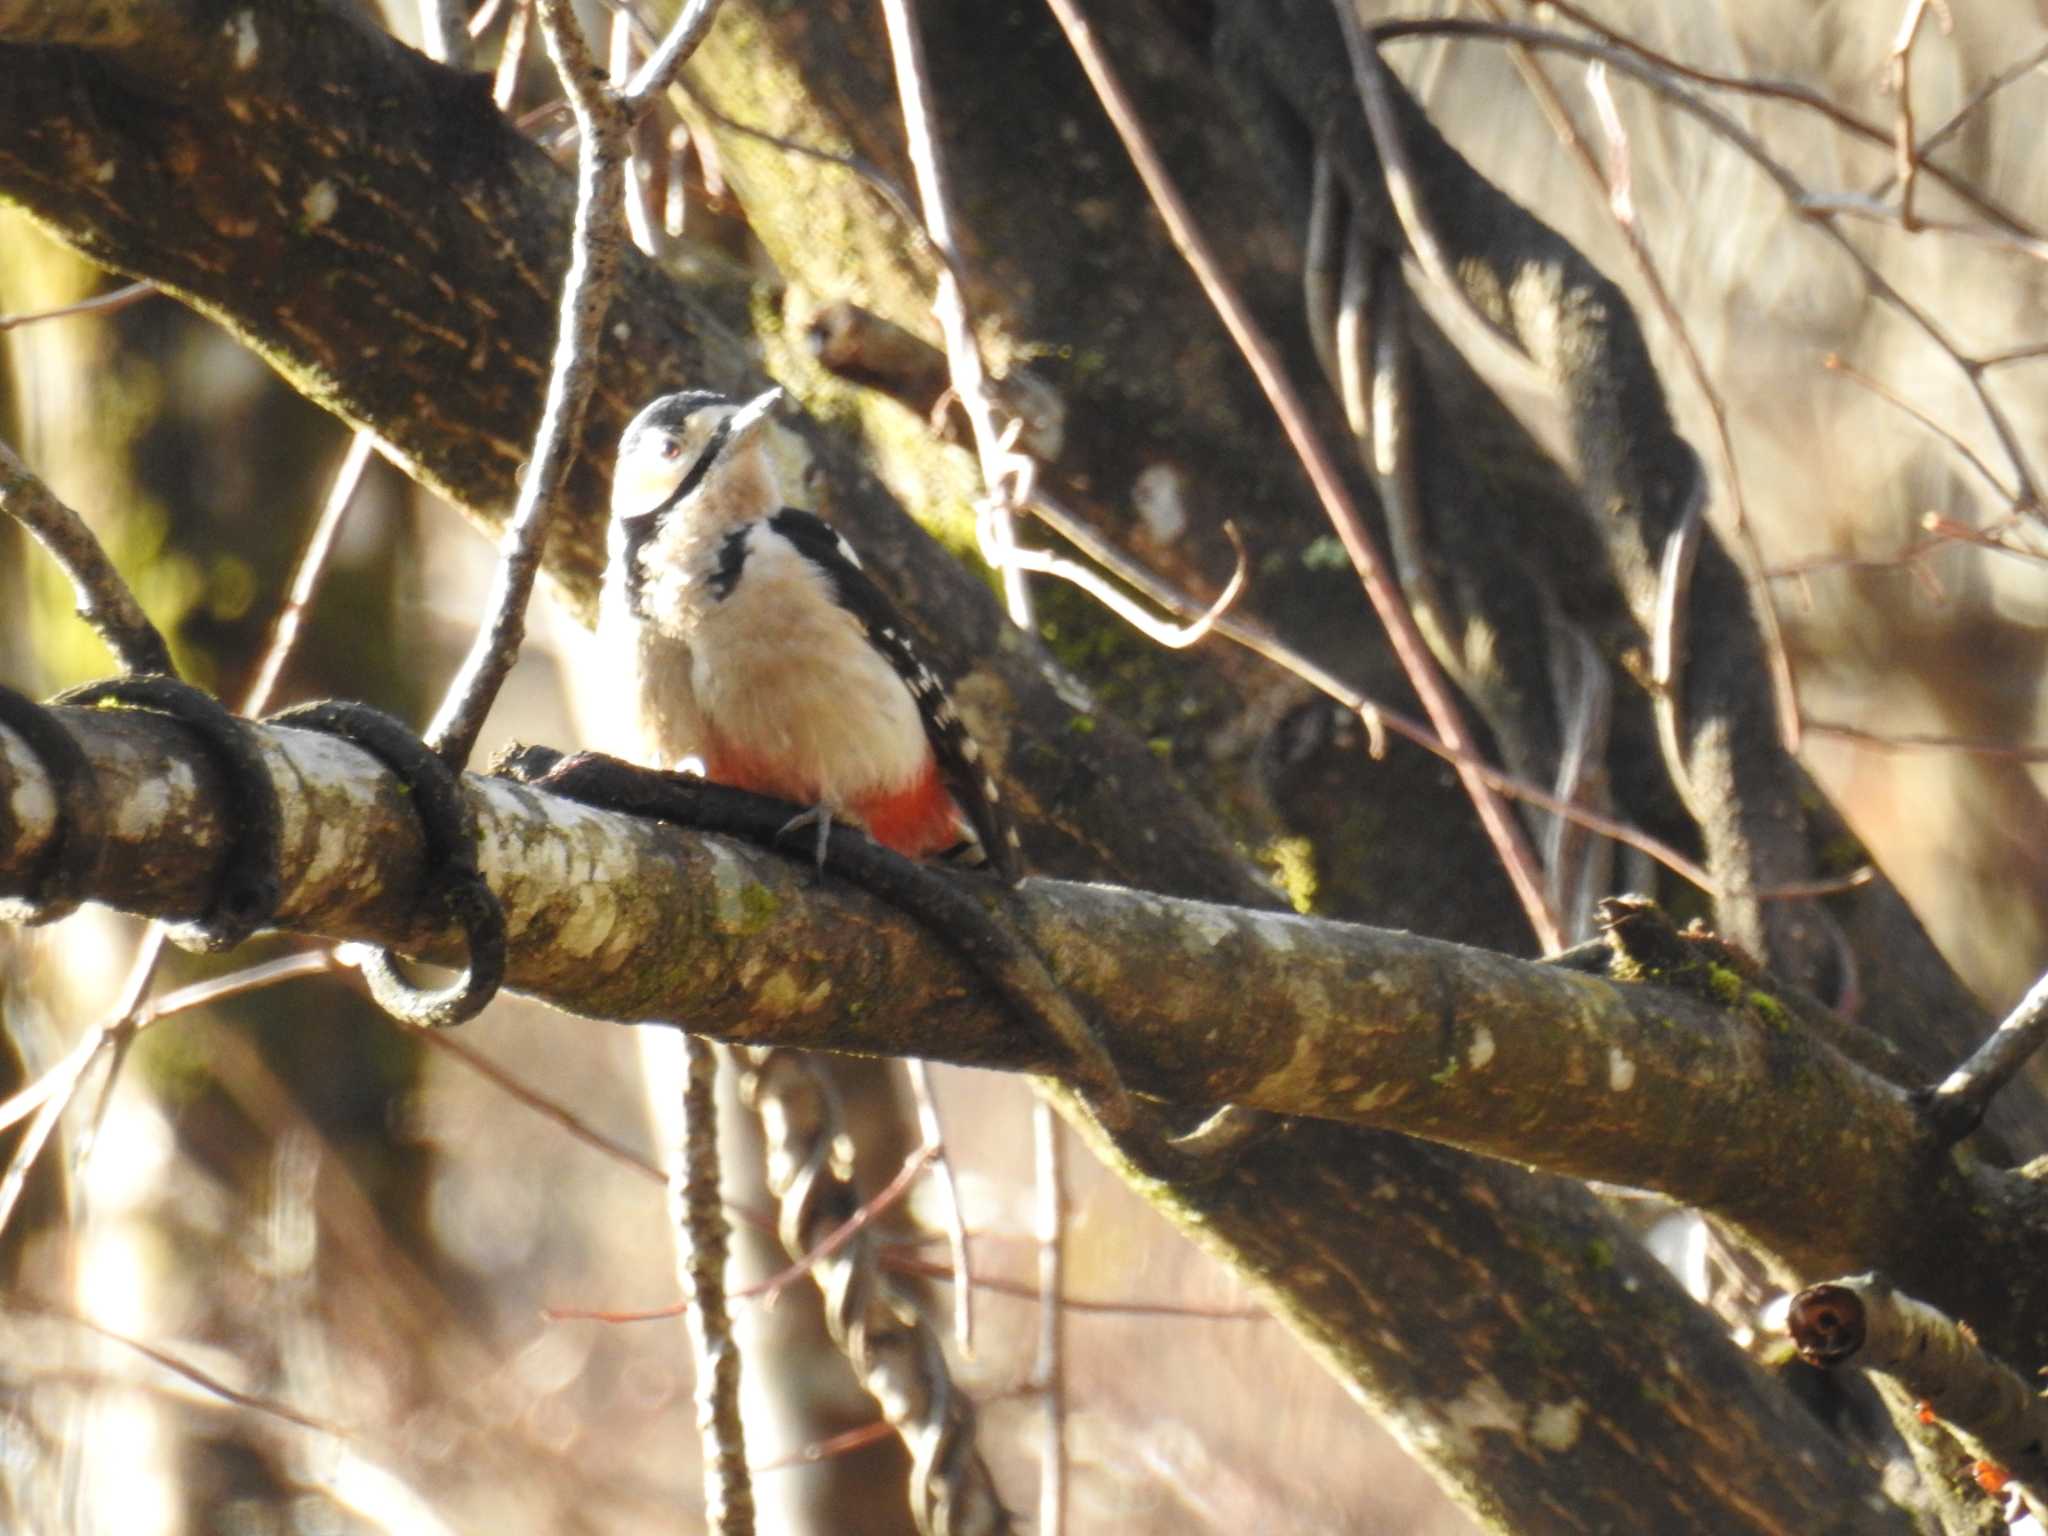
[3,701,2042,1376]
[1792,1272,2048,1523]
[0,697,1935,1530]
[0,0,1270,901]
[0,438,173,676]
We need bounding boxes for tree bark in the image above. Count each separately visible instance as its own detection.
[0,5,2014,1530]
[2,705,2038,1389]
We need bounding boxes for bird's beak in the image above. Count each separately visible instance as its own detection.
[726,387,784,447]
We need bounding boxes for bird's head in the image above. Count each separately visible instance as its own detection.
[610,386,785,526]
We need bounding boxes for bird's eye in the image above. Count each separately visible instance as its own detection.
[657,437,684,461]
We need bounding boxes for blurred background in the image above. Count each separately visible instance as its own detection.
[4,1,2047,1531]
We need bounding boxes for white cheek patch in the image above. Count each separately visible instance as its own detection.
[612,450,684,519]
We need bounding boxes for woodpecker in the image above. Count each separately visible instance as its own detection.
[599,386,1022,882]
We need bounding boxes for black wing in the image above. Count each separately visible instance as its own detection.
[766,508,1023,881]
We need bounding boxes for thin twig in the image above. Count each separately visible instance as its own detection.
[1888,0,1943,231]
[1,438,172,676]
[1019,491,1720,893]
[885,1254,1269,1320]
[1046,0,1564,951]
[674,1035,753,1536]
[554,1245,1275,1326]
[1756,867,1876,902]
[1526,0,2038,239]
[1004,491,1248,649]
[1031,1100,1067,1536]
[1804,718,2048,761]
[243,431,377,712]
[878,0,1034,627]
[1895,37,2048,186]
[613,12,663,257]
[906,1061,974,1350]
[0,949,336,1235]
[1764,512,2048,583]
[417,0,472,70]
[622,0,724,117]
[1799,195,2048,264]
[141,950,343,1025]
[746,1144,936,1307]
[1927,967,2048,1139]
[1822,354,2018,505]
[424,0,633,768]
[4,1295,347,1437]
[0,280,157,332]
[1918,513,2048,562]
[0,1026,101,1238]
[1375,17,2042,513]
[493,0,529,110]
[411,1027,667,1184]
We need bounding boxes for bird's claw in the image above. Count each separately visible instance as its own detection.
[777,803,835,879]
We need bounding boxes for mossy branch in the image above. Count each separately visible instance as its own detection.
[3,701,2042,1378]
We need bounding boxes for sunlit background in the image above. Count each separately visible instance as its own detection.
[5,1,2048,1532]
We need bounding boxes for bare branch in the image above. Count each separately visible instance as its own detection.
[244,431,377,713]
[1804,718,2048,761]
[0,703,2012,1294]
[4,1295,349,1437]
[1887,0,1947,231]
[1529,0,2037,238]
[0,438,172,676]
[1047,0,1564,951]
[416,0,471,70]
[0,693,1945,1522]
[423,0,631,766]
[623,0,726,117]
[1927,967,2048,1141]
[0,279,155,330]
[1031,1100,1067,1536]
[1791,1273,2048,1523]
[878,0,1033,625]
[905,1061,974,1350]
[672,1036,754,1536]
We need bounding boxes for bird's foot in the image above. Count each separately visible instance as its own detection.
[777,803,835,879]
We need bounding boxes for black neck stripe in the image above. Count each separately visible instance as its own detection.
[621,412,739,618]
[658,413,735,518]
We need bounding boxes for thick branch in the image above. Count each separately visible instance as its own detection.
[1792,1273,2048,1522]
[0,9,2006,1529]
[0,1,733,602]
[2,703,2041,1374]
[0,0,1266,901]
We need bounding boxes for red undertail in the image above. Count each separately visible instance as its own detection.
[703,738,963,860]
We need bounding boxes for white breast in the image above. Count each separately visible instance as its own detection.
[597,560,708,770]
[690,525,930,805]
